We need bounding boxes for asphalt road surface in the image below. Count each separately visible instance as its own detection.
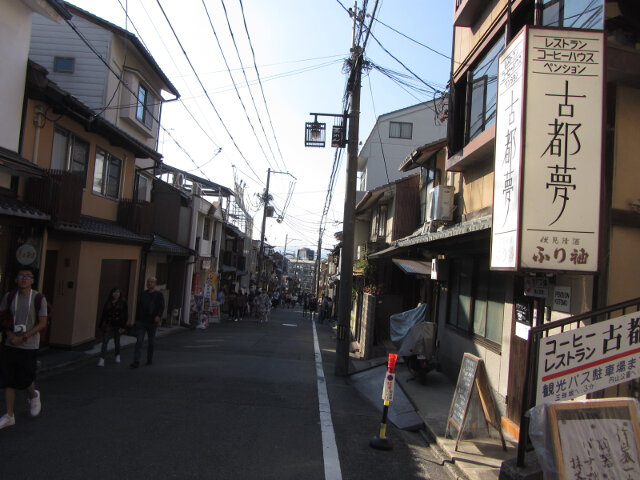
[0,305,454,480]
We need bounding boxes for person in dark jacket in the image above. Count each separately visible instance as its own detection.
[97,287,128,367]
[130,277,164,368]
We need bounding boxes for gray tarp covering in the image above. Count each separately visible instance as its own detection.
[389,304,436,358]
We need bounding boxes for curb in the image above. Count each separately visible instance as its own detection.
[37,326,188,377]
[417,413,470,480]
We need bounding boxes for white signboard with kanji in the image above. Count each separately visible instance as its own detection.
[521,28,604,272]
[491,29,525,269]
[536,311,640,405]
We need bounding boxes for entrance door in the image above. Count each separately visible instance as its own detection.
[41,250,58,348]
[96,260,132,337]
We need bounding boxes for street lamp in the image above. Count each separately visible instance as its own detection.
[304,102,360,378]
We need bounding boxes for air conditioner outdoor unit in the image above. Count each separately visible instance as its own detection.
[427,185,455,222]
[173,172,184,187]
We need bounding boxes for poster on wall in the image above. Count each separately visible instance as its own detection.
[491,28,525,269]
[520,28,604,272]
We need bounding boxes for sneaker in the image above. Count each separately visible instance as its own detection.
[129,362,139,369]
[28,391,41,417]
[0,414,15,429]
[97,358,105,367]
[114,355,120,364]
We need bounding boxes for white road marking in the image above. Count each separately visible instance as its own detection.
[312,321,342,480]
[282,323,298,327]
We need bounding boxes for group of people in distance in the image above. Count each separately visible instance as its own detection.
[216,287,335,325]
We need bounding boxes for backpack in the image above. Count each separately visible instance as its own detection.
[0,290,53,331]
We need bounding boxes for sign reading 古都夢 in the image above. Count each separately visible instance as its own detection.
[491,27,604,272]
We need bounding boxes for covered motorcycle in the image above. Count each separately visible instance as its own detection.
[389,303,438,384]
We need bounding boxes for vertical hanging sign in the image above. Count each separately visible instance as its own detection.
[491,29,526,269]
[520,28,604,272]
[491,27,604,272]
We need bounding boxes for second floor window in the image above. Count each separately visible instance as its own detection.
[136,84,153,129]
[467,36,504,142]
[134,172,150,202]
[203,217,211,240]
[542,0,604,30]
[51,127,89,180]
[372,204,388,239]
[389,121,413,139]
[93,149,122,199]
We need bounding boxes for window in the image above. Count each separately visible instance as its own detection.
[51,127,89,179]
[53,57,74,73]
[542,0,604,30]
[92,149,122,199]
[135,84,153,129]
[466,36,504,142]
[372,204,388,239]
[203,217,211,241]
[447,256,506,345]
[134,173,150,202]
[389,121,413,139]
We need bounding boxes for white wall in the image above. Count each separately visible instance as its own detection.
[0,0,33,151]
[358,102,447,192]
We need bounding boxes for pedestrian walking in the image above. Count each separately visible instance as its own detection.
[130,277,164,369]
[302,293,309,318]
[97,287,128,367]
[309,296,318,320]
[256,289,271,323]
[0,268,48,429]
[238,292,248,321]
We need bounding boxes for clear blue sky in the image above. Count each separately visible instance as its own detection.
[66,0,453,255]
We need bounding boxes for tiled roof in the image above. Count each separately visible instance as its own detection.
[0,196,50,221]
[54,216,150,243]
[149,235,191,256]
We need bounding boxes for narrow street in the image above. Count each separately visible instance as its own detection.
[0,305,452,480]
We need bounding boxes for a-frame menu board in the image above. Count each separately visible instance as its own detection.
[445,353,506,451]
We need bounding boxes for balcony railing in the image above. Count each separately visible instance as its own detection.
[222,250,246,271]
[25,169,84,223]
[118,199,154,235]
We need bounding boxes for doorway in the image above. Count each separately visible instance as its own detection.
[95,259,132,337]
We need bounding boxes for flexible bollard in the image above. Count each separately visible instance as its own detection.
[369,353,398,450]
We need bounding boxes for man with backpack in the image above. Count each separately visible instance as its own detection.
[0,267,48,429]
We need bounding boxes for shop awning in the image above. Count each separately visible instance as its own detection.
[392,258,431,276]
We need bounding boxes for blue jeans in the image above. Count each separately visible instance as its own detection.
[100,326,121,357]
[133,323,157,364]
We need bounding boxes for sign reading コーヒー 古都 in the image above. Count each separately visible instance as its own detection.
[536,311,640,405]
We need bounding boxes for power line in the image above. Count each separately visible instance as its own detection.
[155,0,262,184]
[373,17,451,61]
[237,0,288,173]
[201,0,278,172]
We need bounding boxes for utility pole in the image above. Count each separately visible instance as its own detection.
[334,3,363,376]
[281,233,289,273]
[257,168,271,290]
[314,236,322,296]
